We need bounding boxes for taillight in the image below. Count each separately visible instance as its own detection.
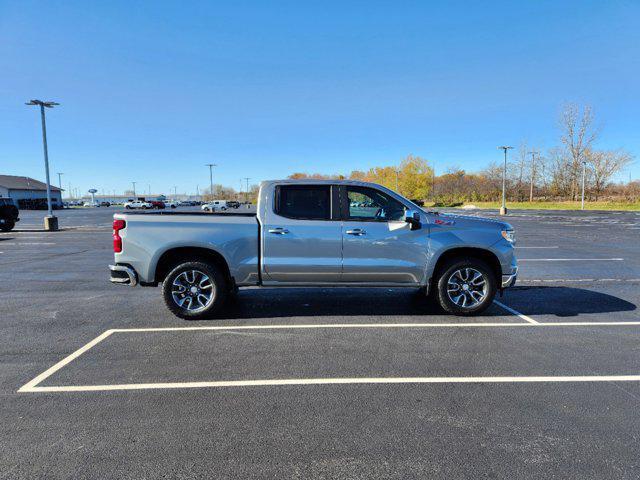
[113,219,126,253]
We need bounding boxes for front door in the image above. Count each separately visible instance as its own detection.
[341,185,428,284]
[262,184,343,283]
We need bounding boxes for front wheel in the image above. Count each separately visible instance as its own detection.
[434,258,497,316]
[162,261,227,320]
[0,219,15,232]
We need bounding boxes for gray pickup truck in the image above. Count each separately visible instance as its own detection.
[109,179,517,319]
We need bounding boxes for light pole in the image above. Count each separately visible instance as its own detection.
[173,186,178,198]
[206,163,217,200]
[244,177,251,203]
[57,173,64,198]
[132,181,137,198]
[527,151,538,203]
[497,146,513,215]
[581,161,587,210]
[26,99,59,230]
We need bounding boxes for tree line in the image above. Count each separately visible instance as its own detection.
[287,104,637,205]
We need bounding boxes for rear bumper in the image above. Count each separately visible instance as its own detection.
[501,266,518,288]
[109,264,138,286]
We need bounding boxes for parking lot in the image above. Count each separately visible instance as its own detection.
[2,207,640,478]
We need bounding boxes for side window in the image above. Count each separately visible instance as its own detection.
[276,185,331,220]
[347,186,405,222]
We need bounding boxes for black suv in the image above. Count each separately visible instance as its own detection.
[0,198,19,232]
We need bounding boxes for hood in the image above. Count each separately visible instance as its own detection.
[433,212,513,231]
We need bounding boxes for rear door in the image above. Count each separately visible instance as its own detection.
[262,184,343,283]
[341,185,428,284]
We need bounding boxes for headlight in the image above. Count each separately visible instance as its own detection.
[501,229,515,244]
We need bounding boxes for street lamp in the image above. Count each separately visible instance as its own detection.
[581,161,587,210]
[26,99,59,230]
[206,164,217,199]
[57,172,64,196]
[132,181,137,198]
[244,177,251,203]
[497,146,513,215]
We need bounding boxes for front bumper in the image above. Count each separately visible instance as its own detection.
[501,266,518,288]
[109,264,138,286]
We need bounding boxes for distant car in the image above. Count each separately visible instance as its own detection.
[202,200,229,212]
[0,197,19,232]
[148,200,165,209]
[177,200,193,207]
[100,201,111,207]
[83,201,100,208]
[165,201,178,209]
[124,200,152,209]
[227,201,240,209]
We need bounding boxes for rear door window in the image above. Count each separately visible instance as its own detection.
[276,185,331,220]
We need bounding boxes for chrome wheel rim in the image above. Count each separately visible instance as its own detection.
[446,267,487,309]
[171,270,215,312]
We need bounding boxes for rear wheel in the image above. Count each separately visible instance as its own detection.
[434,258,496,316]
[162,261,227,320]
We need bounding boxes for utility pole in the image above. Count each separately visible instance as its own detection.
[196,185,200,201]
[244,177,251,203]
[57,173,64,199]
[132,181,137,198]
[26,99,59,230]
[395,168,399,193]
[497,146,513,215]
[173,186,178,198]
[205,164,217,200]
[527,151,538,203]
[581,161,587,210]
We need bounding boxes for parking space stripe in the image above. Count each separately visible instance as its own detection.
[21,375,640,393]
[493,301,538,324]
[18,323,640,393]
[519,258,624,262]
[18,330,114,393]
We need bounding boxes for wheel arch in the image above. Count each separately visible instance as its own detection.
[430,247,502,288]
[154,246,233,286]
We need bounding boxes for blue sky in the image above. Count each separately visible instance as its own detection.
[1,0,638,196]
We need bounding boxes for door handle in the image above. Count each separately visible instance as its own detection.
[268,228,290,235]
[346,228,366,236]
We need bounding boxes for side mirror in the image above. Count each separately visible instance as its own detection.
[405,209,422,230]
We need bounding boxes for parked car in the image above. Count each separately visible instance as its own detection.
[165,201,178,209]
[83,201,100,207]
[227,200,241,209]
[100,201,111,207]
[110,180,517,320]
[124,200,152,209]
[148,200,165,209]
[201,200,229,211]
[0,197,19,232]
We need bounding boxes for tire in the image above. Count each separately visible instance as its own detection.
[162,261,227,320]
[125,205,131,209]
[0,219,15,232]
[434,258,497,316]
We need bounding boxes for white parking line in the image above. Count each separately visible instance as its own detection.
[22,374,640,393]
[519,258,623,262]
[0,242,56,246]
[493,301,538,324]
[18,321,640,394]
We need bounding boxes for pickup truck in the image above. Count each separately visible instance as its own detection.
[109,180,517,319]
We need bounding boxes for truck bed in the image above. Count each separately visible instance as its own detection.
[114,211,260,285]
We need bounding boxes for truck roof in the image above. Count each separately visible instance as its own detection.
[261,179,383,188]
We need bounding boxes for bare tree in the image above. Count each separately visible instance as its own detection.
[559,104,598,200]
[586,149,633,200]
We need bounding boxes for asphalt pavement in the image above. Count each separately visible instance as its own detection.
[1,206,639,479]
